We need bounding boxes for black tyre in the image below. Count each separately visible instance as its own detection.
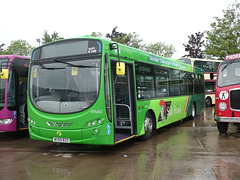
[141,112,154,140]
[205,97,212,107]
[217,122,229,134]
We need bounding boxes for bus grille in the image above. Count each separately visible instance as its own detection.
[230,89,240,110]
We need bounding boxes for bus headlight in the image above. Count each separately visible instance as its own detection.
[219,102,227,111]
[0,119,13,124]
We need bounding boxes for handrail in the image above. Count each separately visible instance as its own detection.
[114,103,133,133]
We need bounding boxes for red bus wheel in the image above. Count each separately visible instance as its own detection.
[217,122,228,134]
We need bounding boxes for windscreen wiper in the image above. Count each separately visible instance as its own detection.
[53,59,97,68]
[221,61,233,72]
[33,60,65,70]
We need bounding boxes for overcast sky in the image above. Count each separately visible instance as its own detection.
[0,0,236,58]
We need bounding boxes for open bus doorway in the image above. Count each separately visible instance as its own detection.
[111,61,136,143]
[11,58,29,130]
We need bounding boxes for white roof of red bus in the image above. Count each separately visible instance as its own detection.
[225,53,240,60]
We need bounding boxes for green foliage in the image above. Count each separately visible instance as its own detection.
[124,32,144,50]
[3,40,34,56]
[0,43,5,54]
[42,30,64,44]
[144,42,176,58]
[204,1,240,59]
[106,27,144,49]
[91,32,102,37]
[183,32,204,58]
[106,26,175,57]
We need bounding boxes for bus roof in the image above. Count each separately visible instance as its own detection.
[0,55,30,59]
[179,57,223,62]
[33,35,198,73]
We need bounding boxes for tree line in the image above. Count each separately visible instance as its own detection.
[1,1,239,59]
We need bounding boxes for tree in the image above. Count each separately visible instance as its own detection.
[0,43,6,55]
[5,40,34,56]
[91,32,102,37]
[106,26,126,42]
[124,32,144,49]
[106,26,144,49]
[144,42,176,58]
[204,1,240,59]
[105,26,175,57]
[42,30,64,44]
[183,32,204,58]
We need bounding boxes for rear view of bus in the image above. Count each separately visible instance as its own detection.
[215,53,240,133]
[0,55,30,131]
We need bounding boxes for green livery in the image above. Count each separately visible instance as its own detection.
[28,36,205,145]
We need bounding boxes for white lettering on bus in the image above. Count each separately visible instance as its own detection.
[149,56,159,63]
[168,104,181,116]
[148,55,187,70]
[225,53,240,60]
[174,104,181,114]
[91,109,102,114]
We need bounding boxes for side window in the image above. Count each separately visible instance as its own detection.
[180,71,189,95]
[156,75,168,97]
[136,62,155,99]
[194,61,202,69]
[188,73,194,95]
[155,66,169,97]
[200,75,205,93]
[135,61,203,98]
[212,62,220,72]
[193,74,204,94]
[169,69,180,96]
[202,61,212,72]
[194,74,200,93]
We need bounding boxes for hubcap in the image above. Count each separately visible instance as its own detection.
[145,117,153,133]
[192,106,195,117]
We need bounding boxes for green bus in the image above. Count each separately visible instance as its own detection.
[28,36,205,145]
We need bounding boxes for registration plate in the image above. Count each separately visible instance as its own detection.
[53,137,70,143]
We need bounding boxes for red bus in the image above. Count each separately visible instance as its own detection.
[215,53,240,133]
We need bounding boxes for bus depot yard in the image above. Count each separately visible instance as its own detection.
[1,37,240,179]
[1,106,240,179]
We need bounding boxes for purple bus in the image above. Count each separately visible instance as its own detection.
[0,55,30,131]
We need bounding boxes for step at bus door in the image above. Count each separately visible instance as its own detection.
[111,62,135,136]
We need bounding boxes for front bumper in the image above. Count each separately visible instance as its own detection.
[215,115,240,123]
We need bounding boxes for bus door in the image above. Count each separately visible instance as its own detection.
[111,62,136,143]
[13,58,29,130]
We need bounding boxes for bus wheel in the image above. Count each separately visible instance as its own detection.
[217,122,229,134]
[205,97,212,107]
[189,103,196,120]
[141,112,154,140]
